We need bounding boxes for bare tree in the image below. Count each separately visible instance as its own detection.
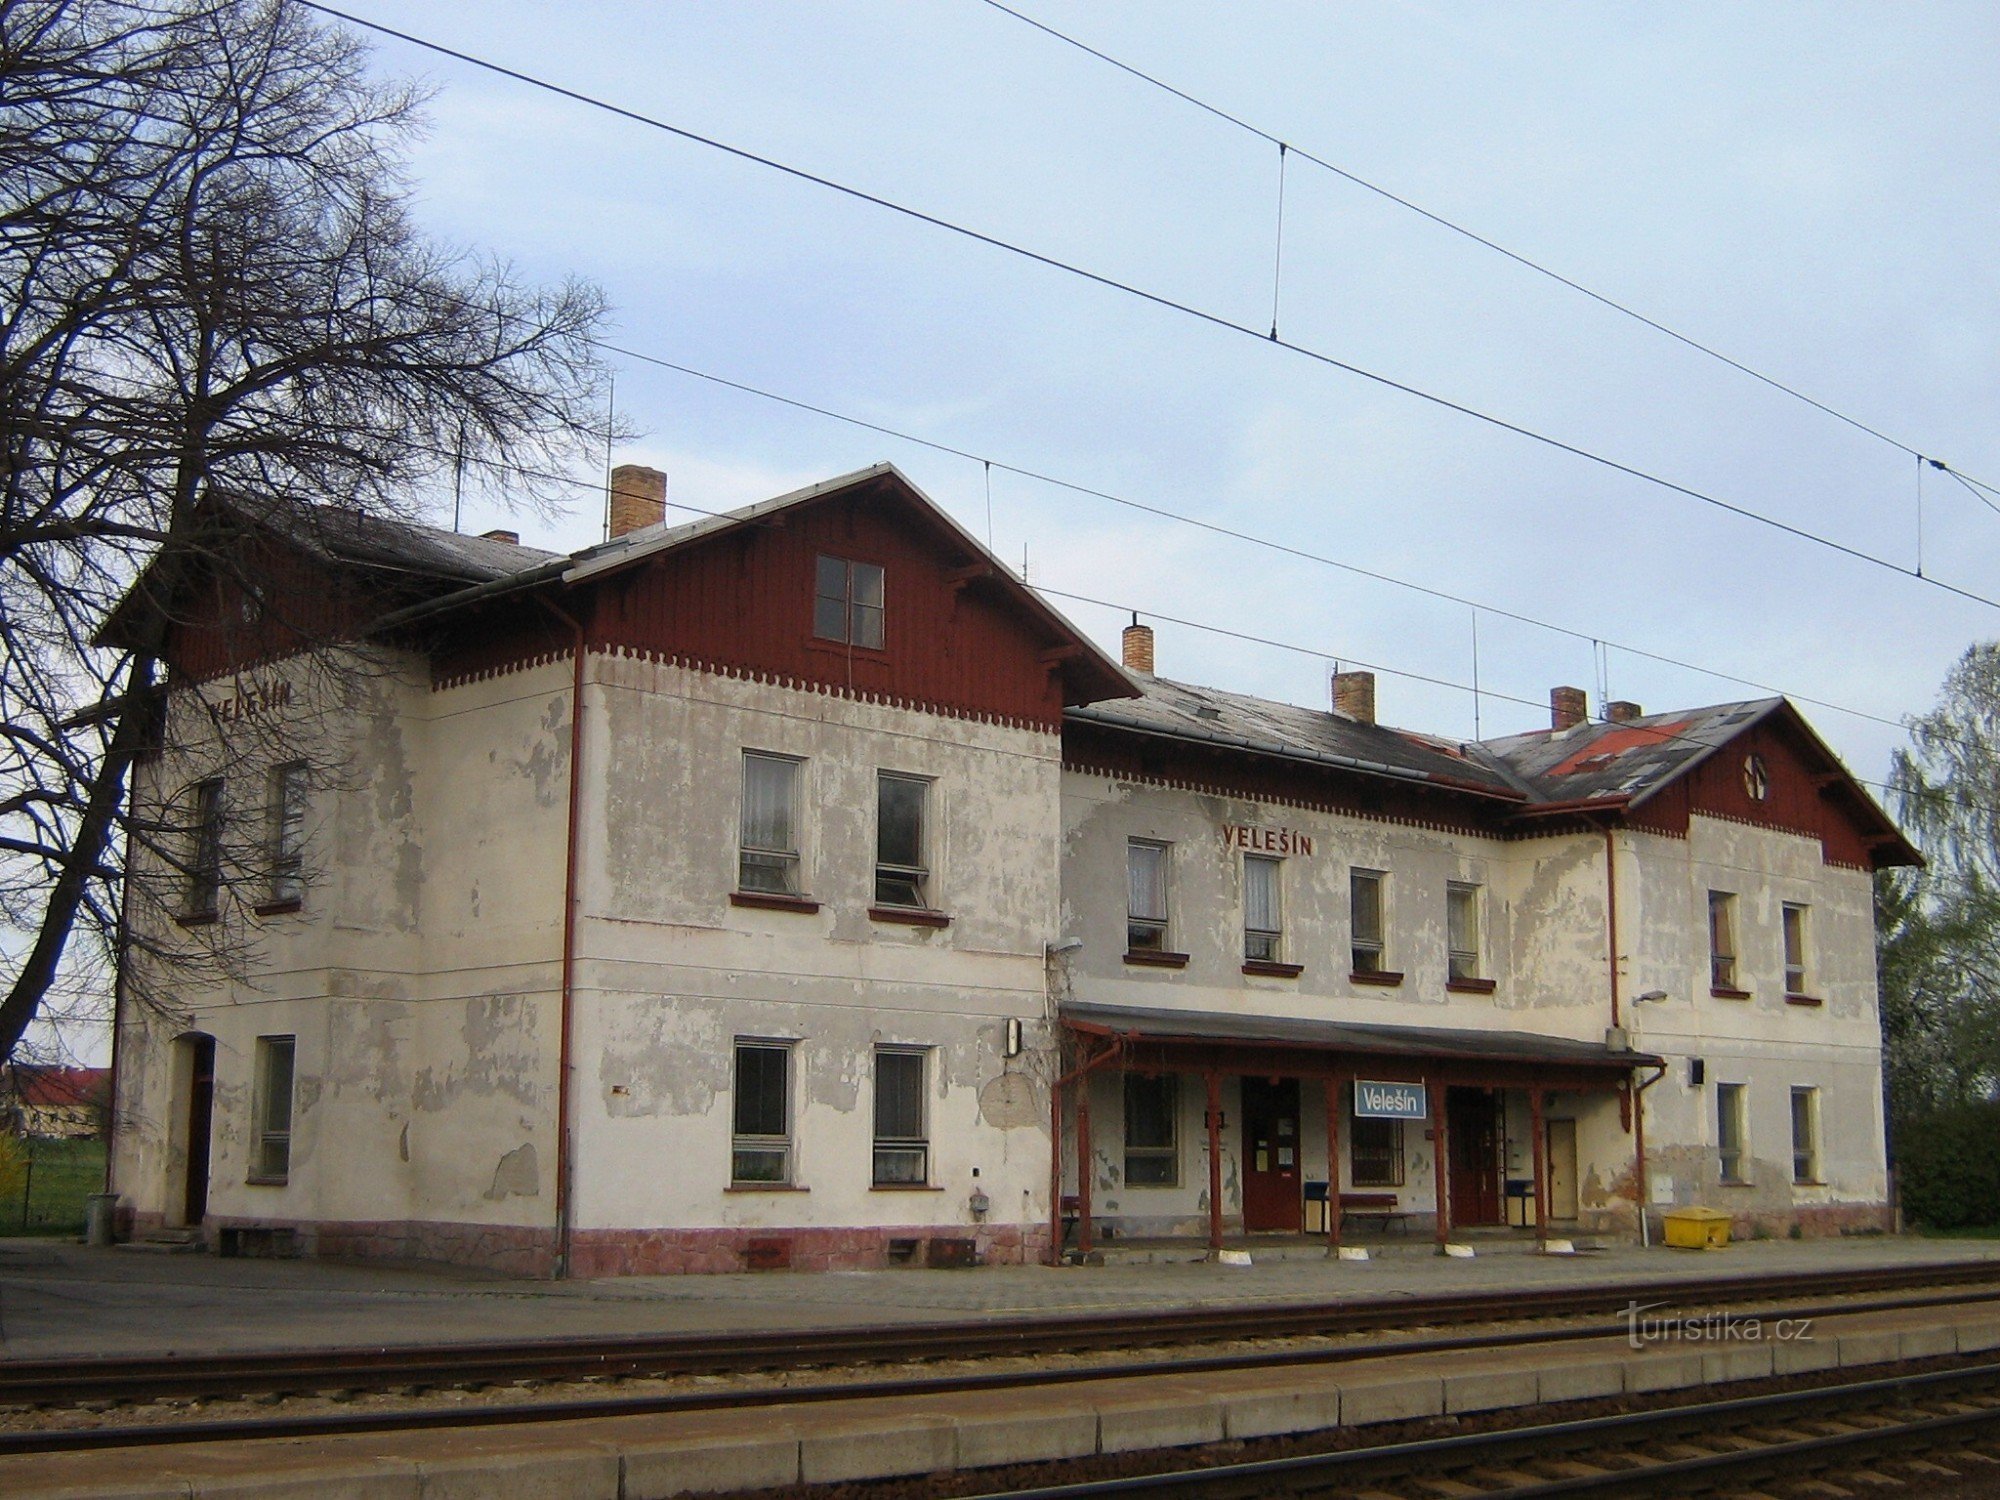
[0,0,615,1061]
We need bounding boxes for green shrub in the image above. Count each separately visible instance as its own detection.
[1895,1101,2000,1231]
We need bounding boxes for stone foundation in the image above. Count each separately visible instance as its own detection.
[567,1221,1049,1277]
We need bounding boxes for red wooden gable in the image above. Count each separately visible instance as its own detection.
[433,468,1131,729]
[1625,708,1916,870]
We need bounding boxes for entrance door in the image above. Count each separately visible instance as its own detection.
[1446,1087,1502,1226]
[180,1034,216,1227]
[1239,1077,1301,1231]
[1546,1119,1579,1221]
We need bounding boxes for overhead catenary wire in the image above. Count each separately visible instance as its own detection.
[976,0,2000,505]
[295,2,2000,615]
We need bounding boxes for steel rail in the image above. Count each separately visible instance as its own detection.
[952,1359,2000,1498]
[7,1269,2000,1458]
[6,1258,2000,1406]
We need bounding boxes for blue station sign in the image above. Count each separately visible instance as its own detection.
[1354,1080,1428,1120]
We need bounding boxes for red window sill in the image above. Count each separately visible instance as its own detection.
[730,891,822,914]
[1242,960,1304,979]
[1124,950,1190,969]
[1711,986,1753,1000]
[174,911,219,928]
[252,898,302,917]
[1446,977,1497,994]
[869,905,951,929]
[1784,993,1825,1008]
[245,1175,289,1187]
[1351,970,1405,988]
[869,1183,944,1192]
[724,1183,810,1193]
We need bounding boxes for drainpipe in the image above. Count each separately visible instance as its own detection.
[1602,824,1622,1032]
[1633,1061,1668,1247]
[537,596,586,1280]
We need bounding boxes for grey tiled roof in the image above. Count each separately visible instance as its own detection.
[1067,674,1528,799]
[1481,699,1784,807]
[258,502,562,583]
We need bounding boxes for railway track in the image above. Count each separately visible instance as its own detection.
[7,1260,2000,1461]
[954,1361,2000,1497]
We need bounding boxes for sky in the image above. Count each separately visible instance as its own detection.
[347,0,1999,792]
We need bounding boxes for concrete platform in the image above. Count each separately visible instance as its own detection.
[2,1233,1996,1361]
[8,1292,1999,1499]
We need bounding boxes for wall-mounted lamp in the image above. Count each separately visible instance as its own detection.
[1003,1016,1023,1058]
[1632,989,1671,1005]
[1046,937,1083,956]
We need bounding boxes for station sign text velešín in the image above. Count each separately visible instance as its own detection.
[1354,1080,1428,1120]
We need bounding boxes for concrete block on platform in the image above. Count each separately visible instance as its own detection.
[1956,1319,2000,1355]
[1837,1329,1903,1368]
[1444,1368,1525,1414]
[1624,1349,1703,1394]
[799,1416,954,1486]
[1534,1358,1626,1404]
[1221,1383,1339,1440]
[1897,1324,1957,1360]
[952,1407,1099,1470]
[1774,1335,1840,1374]
[1699,1344,1775,1384]
[623,1432,801,1498]
[415,1445,620,1500]
[189,1460,420,1500]
[1338,1374,1444,1426]
[1095,1392,1228,1454]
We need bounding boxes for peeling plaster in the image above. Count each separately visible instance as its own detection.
[483,1143,540,1200]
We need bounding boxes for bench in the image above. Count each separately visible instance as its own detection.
[1305,1183,1415,1235]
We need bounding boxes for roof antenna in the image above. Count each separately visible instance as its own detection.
[601,372,617,545]
[1021,543,1029,583]
[450,422,466,533]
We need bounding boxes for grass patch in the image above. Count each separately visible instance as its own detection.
[0,1136,106,1237]
[1912,1222,2000,1240]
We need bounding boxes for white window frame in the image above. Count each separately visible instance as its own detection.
[1351,869,1386,973]
[1709,890,1739,991]
[1782,902,1809,996]
[1446,881,1481,982]
[1122,1072,1179,1187]
[1243,854,1282,963]
[738,752,803,896]
[186,778,225,917]
[266,762,307,907]
[1126,839,1171,954]
[1717,1082,1748,1185]
[731,1039,795,1185]
[874,771,931,909]
[872,1046,929,1186]
[1791,1086,1821,1185]
[249,1035,295,1184]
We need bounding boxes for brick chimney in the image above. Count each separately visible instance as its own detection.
[609,464,667,538]
[1333,670,1376,725]
[1551,685,1588,731]
[1606,700,1644,724]
[480,528,519,545]
[1121,619,1155,674]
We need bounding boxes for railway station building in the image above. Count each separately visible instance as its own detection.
[102,464,1917,1274]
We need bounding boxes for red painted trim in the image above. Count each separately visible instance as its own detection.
[729,891,822,914]
[868,905,951,928]
[1124,950,1190,969]
[1784,994,1825,1008]
[1350,970,1405,988]
[1242,960,1304,978]
[173,911,218,928]
[251,898,302,917]
[1445,977,1497,995]
[1711,986,1753,1000]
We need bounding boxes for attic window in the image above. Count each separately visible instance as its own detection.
[814,555,884,649]
[1194,705,1222,722]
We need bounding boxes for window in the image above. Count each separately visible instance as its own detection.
[1127,840,1170,953]
[1783,903,1809,995]
[873,1047,928,1185]
[1791,1086,1820,1184]
[1351,870,1386,973]
[1717,1082,1747,1184]
[1350,1117,1405,1187]
[266,763,307,906]
[182,779,224,917]
[1243,855,1282,962]
[1446,882,1481,982]
[250,1036,295,1183]
[739,753,802,895]
[875,772,929,908]
[813,554,884,649]
[731,1041,793,1184]
[1123,1073,1178,1186]
[1709,890,1739,990]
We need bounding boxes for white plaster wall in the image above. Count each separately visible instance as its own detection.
[568,658,1061,1235]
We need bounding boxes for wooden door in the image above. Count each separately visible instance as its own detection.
[1239,1077,1302,1231]
[1446,1088,1502,1226]
[182,1034,215,1227]
[1546,1119,1579,1221]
